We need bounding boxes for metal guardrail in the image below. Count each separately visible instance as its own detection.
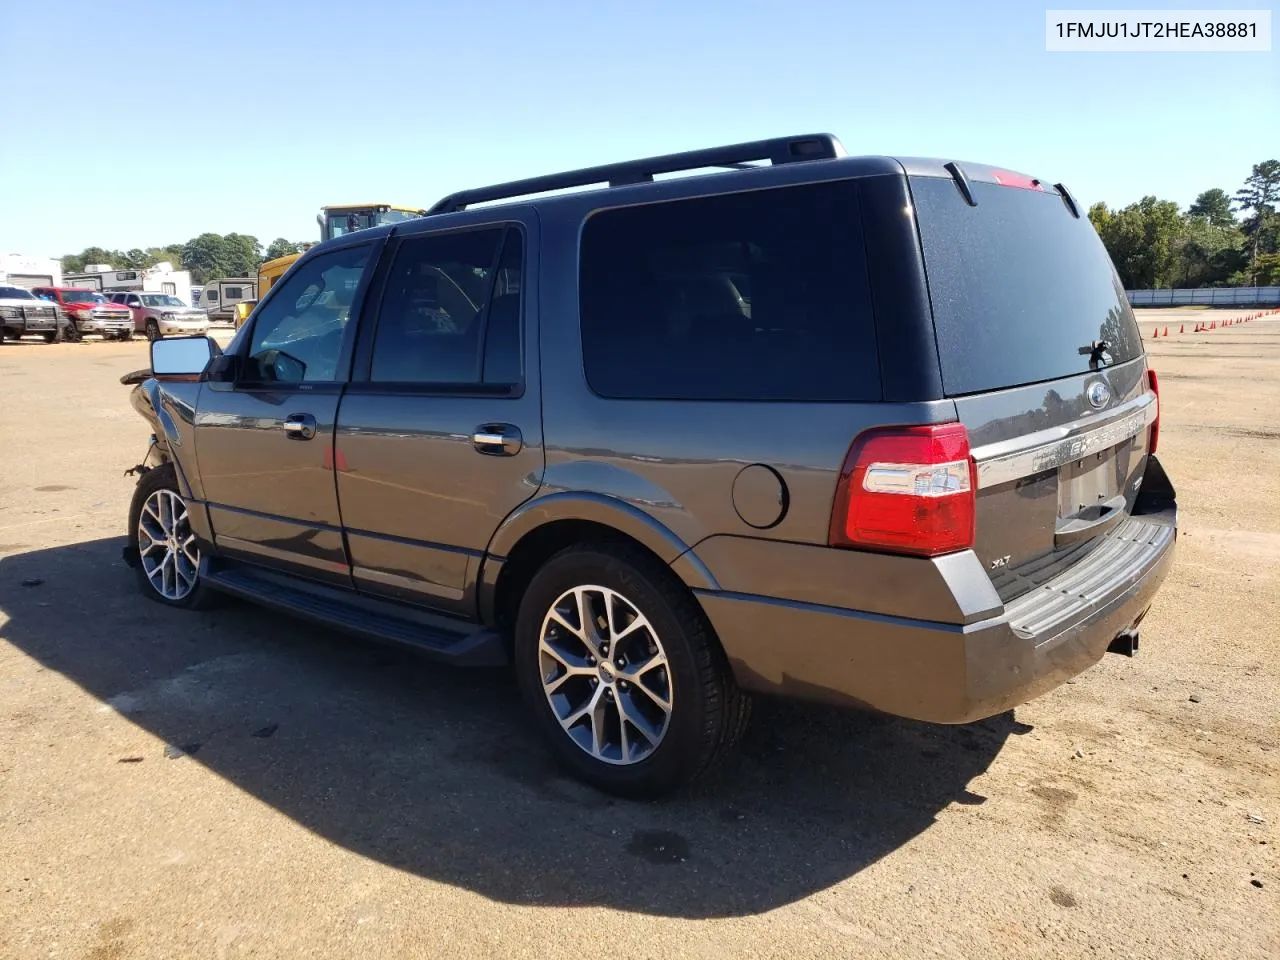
[1127,287,1280,307]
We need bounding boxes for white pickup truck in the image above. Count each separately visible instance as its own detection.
[0,285,63,343]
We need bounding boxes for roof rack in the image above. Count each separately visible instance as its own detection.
[426,133,846,215]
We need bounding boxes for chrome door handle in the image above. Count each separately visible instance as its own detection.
[472,424,522,456]
[282,413,317,440]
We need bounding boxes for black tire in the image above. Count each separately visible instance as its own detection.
[0,325,7,344]
[119,327,134,341]
[43,328,59,343]
[514,541,751,798]
[126,463,216,609]
[146,319,161,341]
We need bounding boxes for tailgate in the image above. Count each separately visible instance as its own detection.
[909,169,1154,600]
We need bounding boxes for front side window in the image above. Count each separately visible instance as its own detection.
[244,245,371,384]
[369,226,522,385]
[578,180,880,401]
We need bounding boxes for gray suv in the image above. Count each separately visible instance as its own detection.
[121,134,1177,797]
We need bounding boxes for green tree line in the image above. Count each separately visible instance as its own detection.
[60,236,310,285]
[1088,159,1280,289]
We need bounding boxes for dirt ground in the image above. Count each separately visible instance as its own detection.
[0,309,1276,960]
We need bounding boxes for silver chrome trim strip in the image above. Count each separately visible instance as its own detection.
[972,393,1156,489]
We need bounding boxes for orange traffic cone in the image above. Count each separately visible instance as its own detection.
[1163,326,1168,337]
[1179,324,1184,334]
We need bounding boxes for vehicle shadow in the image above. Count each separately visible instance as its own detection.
[0,537,1025,919]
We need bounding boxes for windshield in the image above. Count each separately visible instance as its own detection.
[61,290,98,304]
[0,286,36,300]
[910,176,1144,396]
[141,294,187,307]
[324,208,422,240]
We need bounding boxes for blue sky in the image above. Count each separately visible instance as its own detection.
[3,0,1276,256]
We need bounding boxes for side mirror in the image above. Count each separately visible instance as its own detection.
[150,336,217,380]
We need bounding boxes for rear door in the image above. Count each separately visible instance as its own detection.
[194,241,377,585]
[334,217,542,618]
[908,172,1155,600]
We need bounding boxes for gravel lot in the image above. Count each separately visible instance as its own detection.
[1,309,1276,959]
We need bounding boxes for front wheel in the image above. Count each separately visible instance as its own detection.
[118,328,134,341]
[514,542,751,798]
[127,464,215,609]
[146,319,161,341]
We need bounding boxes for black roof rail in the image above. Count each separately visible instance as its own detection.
[426,133,846,215]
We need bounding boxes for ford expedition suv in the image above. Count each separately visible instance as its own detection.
[122,134,1177,797]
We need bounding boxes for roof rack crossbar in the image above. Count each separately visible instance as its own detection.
[427,133,846,215]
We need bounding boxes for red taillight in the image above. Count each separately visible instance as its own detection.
[991,170,1045,191]
[829,423,976,557]
[1147,368,1160,455]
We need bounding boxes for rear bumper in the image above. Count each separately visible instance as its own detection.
[698,461,1177,724]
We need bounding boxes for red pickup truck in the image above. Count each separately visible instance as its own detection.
[32,287,134,340]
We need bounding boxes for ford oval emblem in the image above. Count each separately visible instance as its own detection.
[1087,381,1111,409]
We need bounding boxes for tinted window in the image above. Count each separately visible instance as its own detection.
[911,177,1144,396]
[205,290,219,302]
[244,245,371,383]
[369,226,522,385]
[579,181,879,402]
[225,286,243,299]
[0,286,36,299]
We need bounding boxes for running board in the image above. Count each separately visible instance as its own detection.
[201,561,508,667]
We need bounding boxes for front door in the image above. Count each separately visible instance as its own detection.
[335,219,542,617]
[195,241,378,586]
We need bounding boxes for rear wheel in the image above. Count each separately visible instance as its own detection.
[146,319,161,341]
[127,464,215,609]
[514,542,750,798]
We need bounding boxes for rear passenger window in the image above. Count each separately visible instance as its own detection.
[579,180,880,401]
[369,226,523,386]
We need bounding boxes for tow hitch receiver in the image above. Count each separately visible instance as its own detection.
[1107,629,1140,657]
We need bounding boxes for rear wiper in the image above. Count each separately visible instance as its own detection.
[1079,339,1112,366]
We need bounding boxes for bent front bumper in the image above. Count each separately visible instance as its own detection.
[698,459,1177,724]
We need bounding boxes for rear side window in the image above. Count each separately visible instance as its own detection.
[579,180,880,401]
[911,176,1143,396]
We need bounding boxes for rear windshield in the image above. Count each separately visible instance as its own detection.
[911,176,1143,396]
[579,180,880,402]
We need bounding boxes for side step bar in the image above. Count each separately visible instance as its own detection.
[201,561,508,667]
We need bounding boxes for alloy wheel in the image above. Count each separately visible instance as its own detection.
[136,489,199,601]
[538,584,674,765]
